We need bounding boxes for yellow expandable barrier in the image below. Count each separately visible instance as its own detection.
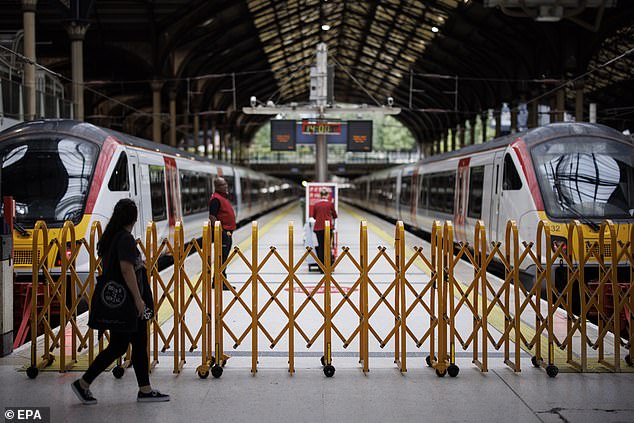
[24,217,632,380]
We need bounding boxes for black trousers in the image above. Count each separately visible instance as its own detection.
[212,230,233,286]
[314,229,331,267]
[83,319,149,387]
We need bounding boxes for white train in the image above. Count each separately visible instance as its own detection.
[0,119,297,279]
[343,122,634,288]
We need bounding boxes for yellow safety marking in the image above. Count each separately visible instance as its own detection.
[236,202,298,251]
[341,204,566,360]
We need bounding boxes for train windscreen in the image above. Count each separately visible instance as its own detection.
[531,137,634,220]
[0,136,99,225]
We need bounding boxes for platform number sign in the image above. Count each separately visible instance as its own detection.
[270,120,296,151]
[346,120,372,152]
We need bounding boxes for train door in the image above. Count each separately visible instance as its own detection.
[410,168,420,227]
[164,156,181,240]
[234,170,242,218]
[127,149,144,237]
[489,151,505,242]
[137,162,153,235]
[454,158,470,241]
[396,171,403,219]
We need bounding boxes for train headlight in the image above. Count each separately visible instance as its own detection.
[551,236,567,254]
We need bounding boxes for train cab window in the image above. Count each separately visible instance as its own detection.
[503,154,522,191]
[0,137,99,225]
[149,165,167,221]
[467,166,485,219]
[108,153,129,191]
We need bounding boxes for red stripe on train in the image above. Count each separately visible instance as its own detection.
[84,136,121,214]
[511,138,544,210]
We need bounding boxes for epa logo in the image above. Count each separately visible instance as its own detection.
[4,407,49,423]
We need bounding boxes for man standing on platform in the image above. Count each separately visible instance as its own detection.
[209,176,236,290]
[311,189,337,272]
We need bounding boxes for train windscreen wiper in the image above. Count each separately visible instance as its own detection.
[552,181,600,231]
[14,222,29,237]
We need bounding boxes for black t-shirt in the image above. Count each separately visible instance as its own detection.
[209,198,220,216]
[102,230,138,282]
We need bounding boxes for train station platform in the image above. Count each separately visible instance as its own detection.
[1,202,633,423]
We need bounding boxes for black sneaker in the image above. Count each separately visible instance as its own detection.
[71,380,97,405]
[137,390,170,402]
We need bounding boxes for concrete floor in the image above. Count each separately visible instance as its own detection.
[1,357,634,423]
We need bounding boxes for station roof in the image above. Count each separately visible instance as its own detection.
[1,0,633,147]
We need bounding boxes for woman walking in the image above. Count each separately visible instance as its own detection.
[71,199,169,405]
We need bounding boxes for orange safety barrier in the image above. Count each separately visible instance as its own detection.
[24,217,632,380]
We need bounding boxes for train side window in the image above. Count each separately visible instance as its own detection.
[389,177,397,201]
[419,175,429,209]
[467,166,485,219]
[132,164,137,196]
[428,175,438,211]
[503,154,522,191]
[445,173,456,214]
[149,165,167,221]
[108,152,129,191]
[400,176,411,206]
[180,171,191,215]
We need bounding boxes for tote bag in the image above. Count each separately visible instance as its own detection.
[88,233,138,332]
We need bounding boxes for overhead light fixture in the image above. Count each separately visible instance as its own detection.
[321,24,331,31]
[200,18,214,27]
[431,26,439,33]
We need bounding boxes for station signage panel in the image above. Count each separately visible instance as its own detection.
[346,120,373,152]
[270,119,373,150]
[270,120,297,151]
[301,120,342,135]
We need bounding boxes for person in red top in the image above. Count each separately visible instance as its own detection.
[209,176,236,290]
[311,189,337,271]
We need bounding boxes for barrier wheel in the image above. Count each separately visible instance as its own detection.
[320,356,325,366]
[546,364,559,378]
[531,356,540,368]
[112,365,125,379]
[197,367,209,379]
[26,366,38,379]
[448,364,459,378]
[211,365,223,379]
[435,368,446,377]
[425,355,435,367]
[323,365,335,378]
[222,359,227,368]
[625,355,632,366]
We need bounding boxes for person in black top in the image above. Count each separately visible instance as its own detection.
[71,199,169,405]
